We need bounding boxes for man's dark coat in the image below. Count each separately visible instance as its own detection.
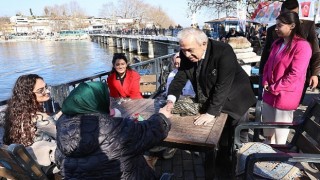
[168,39,256,120]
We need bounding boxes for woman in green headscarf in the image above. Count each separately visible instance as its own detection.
[62,81,111,115]
[62,81,121,117]
[55,81,171,179]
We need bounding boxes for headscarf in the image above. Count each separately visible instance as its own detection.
[62,82,110,115]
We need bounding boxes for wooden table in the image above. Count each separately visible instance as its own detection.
[112,99,228,180]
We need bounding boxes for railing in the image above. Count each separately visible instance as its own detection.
[0,54,174,111]
[89,28,182,37]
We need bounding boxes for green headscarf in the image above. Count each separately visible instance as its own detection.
[62,82,110,115]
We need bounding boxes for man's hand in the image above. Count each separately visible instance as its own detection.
[194,113,217,126]
[309,75,318,90]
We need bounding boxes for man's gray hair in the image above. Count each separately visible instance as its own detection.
[177,27,208,45]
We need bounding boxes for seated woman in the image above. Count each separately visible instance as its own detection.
[55,81,171,179]
[3,74,62,167]
[107,53,143,99]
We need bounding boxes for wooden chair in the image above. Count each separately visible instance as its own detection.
[140,74,157,96]
[233,97,320,179]
[0,144,49,180]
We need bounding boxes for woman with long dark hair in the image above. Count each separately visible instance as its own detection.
[3,74,61,167]
[107,53,143,99]
[262,12,312,144]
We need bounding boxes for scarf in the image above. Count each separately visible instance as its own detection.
[62,82,110,115]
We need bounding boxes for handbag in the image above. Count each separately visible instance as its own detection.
[171,96,200,116]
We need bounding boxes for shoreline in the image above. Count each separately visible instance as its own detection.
[0,34,90,43]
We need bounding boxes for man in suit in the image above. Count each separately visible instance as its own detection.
[166,27,256,144]
[259,0,320,101]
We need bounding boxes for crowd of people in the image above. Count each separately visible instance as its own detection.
[213,20,267,44]
[2,0,319,178]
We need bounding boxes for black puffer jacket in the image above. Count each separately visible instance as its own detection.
[55,113,170,180]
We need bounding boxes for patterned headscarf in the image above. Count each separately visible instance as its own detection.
[62,82,110,115]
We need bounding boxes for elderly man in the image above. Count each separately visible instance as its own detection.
[259,0,320,101]
[166,28,256,145]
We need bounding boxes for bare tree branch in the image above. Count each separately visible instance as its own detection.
[187,0,262,18]
[100,0,175,28]
[42,2,87,31]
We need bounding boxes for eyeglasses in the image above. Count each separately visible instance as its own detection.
[33,85,49,95]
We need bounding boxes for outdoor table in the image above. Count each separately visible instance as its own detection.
[112,98,228,180]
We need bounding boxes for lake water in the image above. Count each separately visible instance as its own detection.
[0,40,149,101]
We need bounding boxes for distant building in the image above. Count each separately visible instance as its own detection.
[9,15,52,34]
[205,16,241,39]
[4,15,157,35]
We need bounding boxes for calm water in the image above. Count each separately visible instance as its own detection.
[0,40,148,101]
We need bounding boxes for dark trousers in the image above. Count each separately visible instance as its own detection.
[299,80,310,105]
[217,111,249,161]
[258,75,263,100]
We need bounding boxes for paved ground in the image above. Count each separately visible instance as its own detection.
[154,149,206,180]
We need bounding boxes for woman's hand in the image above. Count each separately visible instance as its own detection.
[109,108,115,117]
[264,84,269,92]
[55,111,63,119]
[159,104,172,119]
[309,75,318,90]
[166,100,174,112]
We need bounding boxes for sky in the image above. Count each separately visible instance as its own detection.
[0,0,213,27]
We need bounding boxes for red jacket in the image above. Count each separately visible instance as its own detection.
[107,69,143,99]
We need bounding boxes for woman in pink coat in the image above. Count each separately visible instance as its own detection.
[262,12,312,144]
[107,53,143,99]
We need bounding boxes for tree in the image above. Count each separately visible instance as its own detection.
[68,1,86,18]
[99,0,175,28]
[145,6,175,28]
[43,2,87,31]
[100,0,146,19]
[0,17,11,38]
[44,7,49,16]
[187,0,261,18]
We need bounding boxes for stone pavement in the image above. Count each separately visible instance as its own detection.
[155,149,207,180]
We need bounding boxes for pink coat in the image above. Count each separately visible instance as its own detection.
[262,36,312,110]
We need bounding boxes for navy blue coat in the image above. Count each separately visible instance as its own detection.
[55,113,170,179]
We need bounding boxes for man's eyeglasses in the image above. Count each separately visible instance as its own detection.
[33,85,49,95]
